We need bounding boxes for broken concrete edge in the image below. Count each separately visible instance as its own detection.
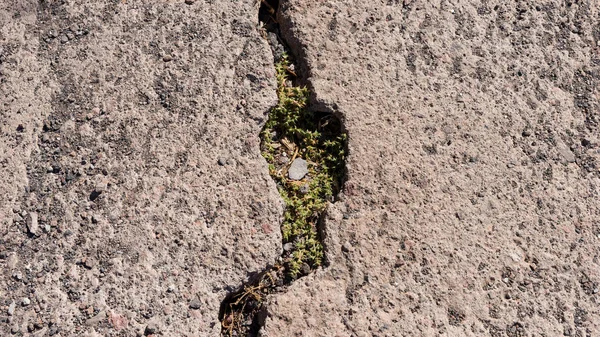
[260,0,353,278]
[278,2,346,121]
[218,0,349,335]
[4,1,282,336]
[277,2,352,268]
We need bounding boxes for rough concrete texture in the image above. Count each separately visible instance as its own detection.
[264,1,600,336]
[2,0,600,336]
[0,0,283,336]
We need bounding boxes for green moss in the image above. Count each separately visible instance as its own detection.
[260,54,346,279]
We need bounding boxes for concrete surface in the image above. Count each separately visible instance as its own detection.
[1,0,599,337]
[1,1,282,336]
[264,0,600,336]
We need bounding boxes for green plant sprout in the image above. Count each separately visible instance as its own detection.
[260,54,346,279]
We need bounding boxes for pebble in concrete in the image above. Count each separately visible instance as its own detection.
[189,297,202,310]
[7,301,15,315]
[144,323,158,336]
[26,212,38,236]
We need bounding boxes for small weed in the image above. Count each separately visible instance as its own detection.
[220,267,282,336]
[220,46,346,337]
[261,54,346,279]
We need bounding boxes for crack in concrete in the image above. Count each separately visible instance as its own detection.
[218,0,347,336]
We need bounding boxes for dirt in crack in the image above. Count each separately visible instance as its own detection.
[219,1,346,336]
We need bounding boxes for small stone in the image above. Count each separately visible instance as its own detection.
[7,301,15,315]
[11,325,19,334]
[301,262,311,275]
[89,190,102,201]
[95,180,107,193]
[184,0,195,4]
[299,183,310,194]
[521,130,531,137]
[167,284,176,293]
[509,253,521,262]
[217,157,227,166]
[162,55,173,62]
[341,241,353,253]
[558,144,576,163]
[189,297,201,310]
[144,323,158,335]
[283,242,294,252]
[22,298,30,306]
[278,154,288,165]
[288,158,308,180]
[60,35,68,43]
[83,257,96,269]
[26,212,39,235]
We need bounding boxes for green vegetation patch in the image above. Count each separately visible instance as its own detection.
[220,54,346,337]
[260,54,346,279]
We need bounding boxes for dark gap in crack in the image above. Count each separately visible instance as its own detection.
[258,0,279,26]
[218,1,347,336]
